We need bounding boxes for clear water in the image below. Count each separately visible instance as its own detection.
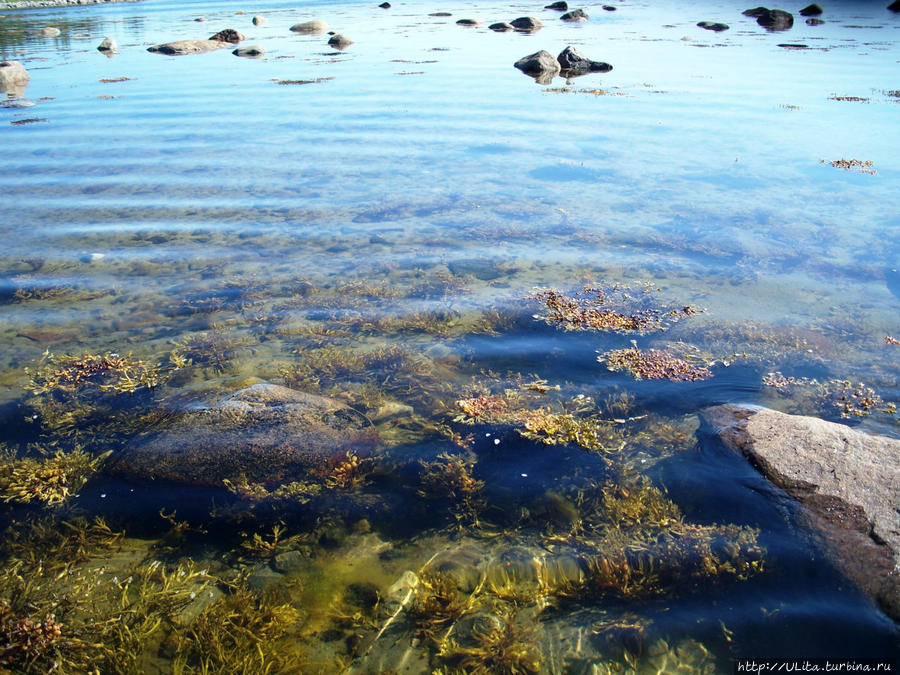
[0,0,898,671]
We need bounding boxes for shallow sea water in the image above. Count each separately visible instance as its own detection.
[0,0,898,672]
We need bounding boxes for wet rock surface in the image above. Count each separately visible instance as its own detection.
[233,45,265,58]
[556,45,612,74]
[0,61,30,93]
[290,20,329,34]
[702,404,900,620]
[97,36,118,53]
[799,3,823,16]
[697,21,729,31]
[147,39,230,55]
[755,8,794,30]
[560,8,588,21]
[327,33,353,49]
[510,16,542,32]
[208,28,245,44]
[105,383,378,486]
[514,50,561,83]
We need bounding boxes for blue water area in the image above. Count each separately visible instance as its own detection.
[1,0,898,669]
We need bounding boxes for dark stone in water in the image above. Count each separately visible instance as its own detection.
[379,2,391,7]
[545,1,568,10]
[697,21,730,31]
[756,9,794,30]
[208,28,245,43]
[799,3,823,16]
[560,9,589,21]
[806,17,825,25]
[602,5,616,11]
[890,0,900,12]
[510,16,542,32]
[106,383,378,486]
[514,49,561,80]
[557,46,612,74]
[489,22,514,31]
[742,6,770,17]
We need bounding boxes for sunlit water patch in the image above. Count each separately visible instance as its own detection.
[0,0,898,671]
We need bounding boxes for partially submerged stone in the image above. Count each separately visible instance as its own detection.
[756,9,794,30]
[489,22,514,32]
[252,15,267,26]
[327,33,353,50]
[105,383,378,486]
[510,16,542,32]
[560,9,588,22]
[208,29,245,43]
[556,46,612,74]
[0,61,30,94]
[514,50,561,78]
[697,21,729,31]
[889,0,900,11]
[545,1,568,10]
[702,404,900,620]
[97,37,118,53]
[799,3,823,16]
[233,45,265,58]
[290,20,329,34]
[147,40,230,55]
[37,26,61,37]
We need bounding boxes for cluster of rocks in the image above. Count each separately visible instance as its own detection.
[514,46,612,84]
[147,27,270,57]
[289,20,352,51]
[487,16,542,33]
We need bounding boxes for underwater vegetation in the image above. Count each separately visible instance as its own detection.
[600,343,714,382]
[0,444,106,507]
[763,372,897,419]
[529,282,701,334]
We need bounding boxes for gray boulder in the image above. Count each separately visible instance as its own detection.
[697,21,729,31]
[556,46,612,74]
[742,6,770,16]
[799,3,823,15]
[514,50,561,80]
[510,16,542,32]
[703,404,900,620]
[208,29,245,43]
[252,15,267,26]
[0,61,30,93]
[545,1,567,9]
[36,26,61,37]
[290,20,329,34]
[328,33,353,49]
[97,37,118,53]
[489,22,514,31]
[756,9,794,29]
[233,45,265,58]
[147,40,230,55]
[560,8,588,21]
[105,383,378,486]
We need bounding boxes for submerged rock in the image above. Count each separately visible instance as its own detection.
[36,26,61,37]
[756,9,794,30]
[290,20,329,34]
[697,21,729,31]
[455,18,480,26]
[889,0,900,11]
[556,46,612,74]
[147,40,230,55]
[0,61,30,93]
[510,16,542,32]
[97,37,118,53]
[799,3,823,16]
[702,404,900,621]
[489,22,514,31]
[545,1,568,10]
[252,15,267,26]
[560,8,588,21]
[742,6,770,17]
[105,383,378,486]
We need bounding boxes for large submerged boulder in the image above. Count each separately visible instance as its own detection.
[702,404,900,620]
[106,383,378,486]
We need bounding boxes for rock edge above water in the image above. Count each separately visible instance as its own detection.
[702,404,900,621]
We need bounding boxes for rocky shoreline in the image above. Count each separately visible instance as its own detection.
[1,0,141,11]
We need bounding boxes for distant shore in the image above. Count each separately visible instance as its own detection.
[1,0,142,10]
